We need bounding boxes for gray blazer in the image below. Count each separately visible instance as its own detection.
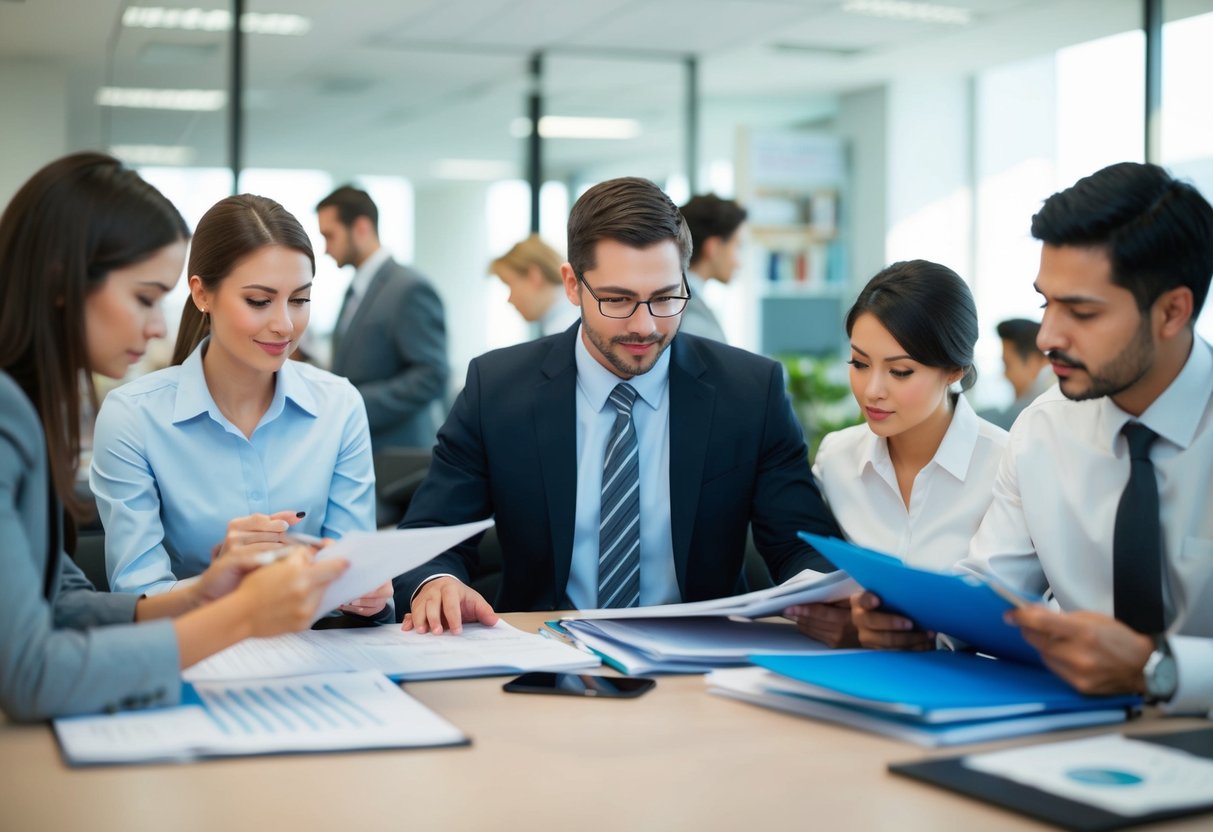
[331,259,449,452]
[0,372,179,722]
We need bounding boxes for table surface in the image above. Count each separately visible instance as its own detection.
[1,612,1208,832]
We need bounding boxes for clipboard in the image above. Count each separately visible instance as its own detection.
[888,728,1213,831]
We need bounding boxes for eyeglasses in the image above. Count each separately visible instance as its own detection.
[576,272,692,319]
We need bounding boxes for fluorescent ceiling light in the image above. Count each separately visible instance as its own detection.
[96,87,226,111]
[431,159,516,180]
[510,116,642,140]
[841,0,972,25]
[122,7,311,36]
[110,144,196,166]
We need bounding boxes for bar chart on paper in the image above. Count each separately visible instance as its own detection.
[53,672,469,765]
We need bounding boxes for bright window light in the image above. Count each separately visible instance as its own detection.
[110,144,195,166]
[431,159,517,181]
[96,87,225,111]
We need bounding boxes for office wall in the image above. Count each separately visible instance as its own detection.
[0,61,67,206]
[834,85,888,297]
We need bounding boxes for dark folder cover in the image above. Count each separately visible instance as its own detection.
[889,728,1213,831]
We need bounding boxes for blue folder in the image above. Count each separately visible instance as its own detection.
[750,651,1140,720]
[798,531,1041,665]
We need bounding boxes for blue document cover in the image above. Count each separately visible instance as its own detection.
[798,531,1041,665]
[750,652,1140,719]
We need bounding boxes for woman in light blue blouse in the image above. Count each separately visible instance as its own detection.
[1,153,348,721]
[91,195,391,619]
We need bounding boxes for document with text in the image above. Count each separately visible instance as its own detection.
[54,671,468,765]
[184,620,599,683]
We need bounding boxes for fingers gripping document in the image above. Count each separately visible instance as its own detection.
[309,519,493,623]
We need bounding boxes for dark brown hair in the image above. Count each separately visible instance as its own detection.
[679,194,747,267]
[316,185,378,234]
[566,177,692,278]
[172,194,315,365]
[0,152,188,519]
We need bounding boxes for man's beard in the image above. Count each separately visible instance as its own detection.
[1047,316,1153,402]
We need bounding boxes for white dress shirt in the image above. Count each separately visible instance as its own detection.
[961,336,1213,715]
[566,326,678,608]
[678,269,727,343]
[813,395,1007,571]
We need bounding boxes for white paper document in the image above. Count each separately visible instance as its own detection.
[54,671,468,765]
[963,734,1213,816]
[184,620,598,683]
[313,519,493,622]
[564,568,857,621]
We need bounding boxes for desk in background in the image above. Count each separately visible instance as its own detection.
[1,612,1207,832]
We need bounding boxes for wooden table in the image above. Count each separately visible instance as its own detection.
[1,612,1207,831]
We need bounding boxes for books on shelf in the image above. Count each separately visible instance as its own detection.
[54,671,468,766]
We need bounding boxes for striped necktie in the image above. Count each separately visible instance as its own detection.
[598,383,641,608]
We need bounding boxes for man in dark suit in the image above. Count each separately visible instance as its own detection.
[395,177,840,633]
[317,186,449,452]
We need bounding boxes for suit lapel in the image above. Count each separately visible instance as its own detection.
[668,335,714,596]
[534,328,579,602]
[334,260,393,373]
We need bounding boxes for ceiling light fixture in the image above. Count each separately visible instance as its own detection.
[510,116,642,140]
[841,0,972,26]
[96,87,226,111]
[431,159,517,181]
[110,144,196,166]
[122,6,311,36]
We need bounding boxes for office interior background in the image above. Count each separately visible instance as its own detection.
[2,0,1211,418]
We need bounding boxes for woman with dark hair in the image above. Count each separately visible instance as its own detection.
[90,194,391,619]
[0,153,348,722]
[784,260,1007,648]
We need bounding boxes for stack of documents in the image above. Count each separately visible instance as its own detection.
[550,569,854,674]
[54,672,468,766]
[706,533,1142,746]
[185,620,598,683]
[552,617,833,675]
[707,652,1139,747]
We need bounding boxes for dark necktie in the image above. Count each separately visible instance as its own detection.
[598,383,641,608]
[1112,422,1164,634]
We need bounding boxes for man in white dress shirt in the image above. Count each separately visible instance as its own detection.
[856,162,1213,715]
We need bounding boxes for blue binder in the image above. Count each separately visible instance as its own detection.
[798,531,1042,665]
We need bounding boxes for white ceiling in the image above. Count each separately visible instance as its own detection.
[0,0,1206,183]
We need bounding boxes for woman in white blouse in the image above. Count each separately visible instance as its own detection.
[786,260,1007,647]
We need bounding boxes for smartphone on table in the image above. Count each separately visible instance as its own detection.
[502,672,655,698]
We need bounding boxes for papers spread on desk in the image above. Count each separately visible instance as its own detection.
[312,519,493,623]
[553,616,832,675]
[706,666,1132,748]
[563,568,857,621]
[963,734,1213,817]
[184,620,598,683]
[53,671,468,766]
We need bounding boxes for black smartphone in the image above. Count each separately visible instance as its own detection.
[502,672,656,698]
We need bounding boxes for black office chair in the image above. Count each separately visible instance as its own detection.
[373,448,433,528]
[72,532,110,592]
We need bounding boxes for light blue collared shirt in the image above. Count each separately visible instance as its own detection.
[92,339,376,595]
[566,326,678,609]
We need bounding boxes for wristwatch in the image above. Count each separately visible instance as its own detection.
[1142,635,1178,704]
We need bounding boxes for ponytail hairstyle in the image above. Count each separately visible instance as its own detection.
[172,194,315,365]
[0,152,188,519]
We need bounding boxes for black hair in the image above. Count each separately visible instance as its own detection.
[1031,162,1213,317]
[845,260,978,390]
[316,185,379,234]
[995,318,1042,361]
[679,194,747,266]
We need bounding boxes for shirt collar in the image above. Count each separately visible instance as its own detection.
[854,393,980,482]
[171,337,319,428]
[350,247,392,299]
[1100,335,1213,451]
[574,323,671,413]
